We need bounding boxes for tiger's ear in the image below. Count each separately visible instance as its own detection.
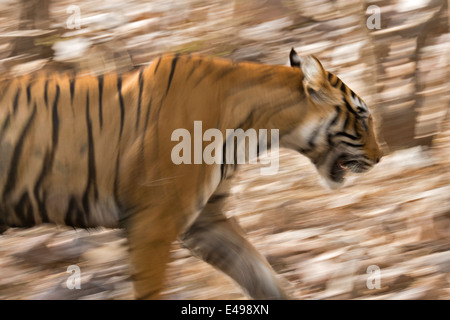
[289,48,301,68]
[290,49,338,105]
[289,49,326,90]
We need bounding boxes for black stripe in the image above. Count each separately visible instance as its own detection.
[154,56,162,74]
[32,85,60,224]
[31,86,60,225]
[117,76,125,138]
[2,103,37,200]
[97,75,104,130]
[335,131,359,141]
[85,91,97,198]
[52,85,60,146]
[70,77,76,103]
[64,197,86,227]
[14,192,35,227]
[334,77,341,89]
[329,74,338,86]
[32,151,51,224]
[44,79,49,108]
[220,142,227,180]
[214,66,235,82]
[64,197,76,226]
[328,106,341,128]
[26,82,32,106]
[30,86,60,224]
[340,141,364,148]
[327,132,334,147]
[344,97,359,117]
[329,120,363,147]
[0,113,10,142]
[82,91,98,224]
[33,86,60,224]
[340,81,346,94]
[143,97,152,136]
[256,138,260,157]
[327,72,333,82]
[12,87,21,115]
[113,153,121,211]
[135,68,144,130]
[186,60,197,81]
[356,106,365,113]
[165,53,180,95]
[222,132,239,175]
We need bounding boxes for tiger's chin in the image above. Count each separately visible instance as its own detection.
[317,155,371,190]
[318,173,346,190]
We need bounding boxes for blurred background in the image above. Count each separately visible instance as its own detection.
[0,0,448,299]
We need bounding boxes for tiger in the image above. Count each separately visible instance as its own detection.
[0,48,382,299]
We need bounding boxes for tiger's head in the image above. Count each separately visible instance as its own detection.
[281,49,383,189]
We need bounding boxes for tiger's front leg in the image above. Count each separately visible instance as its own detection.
[126,203,179,299]
[181,186,288,300]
